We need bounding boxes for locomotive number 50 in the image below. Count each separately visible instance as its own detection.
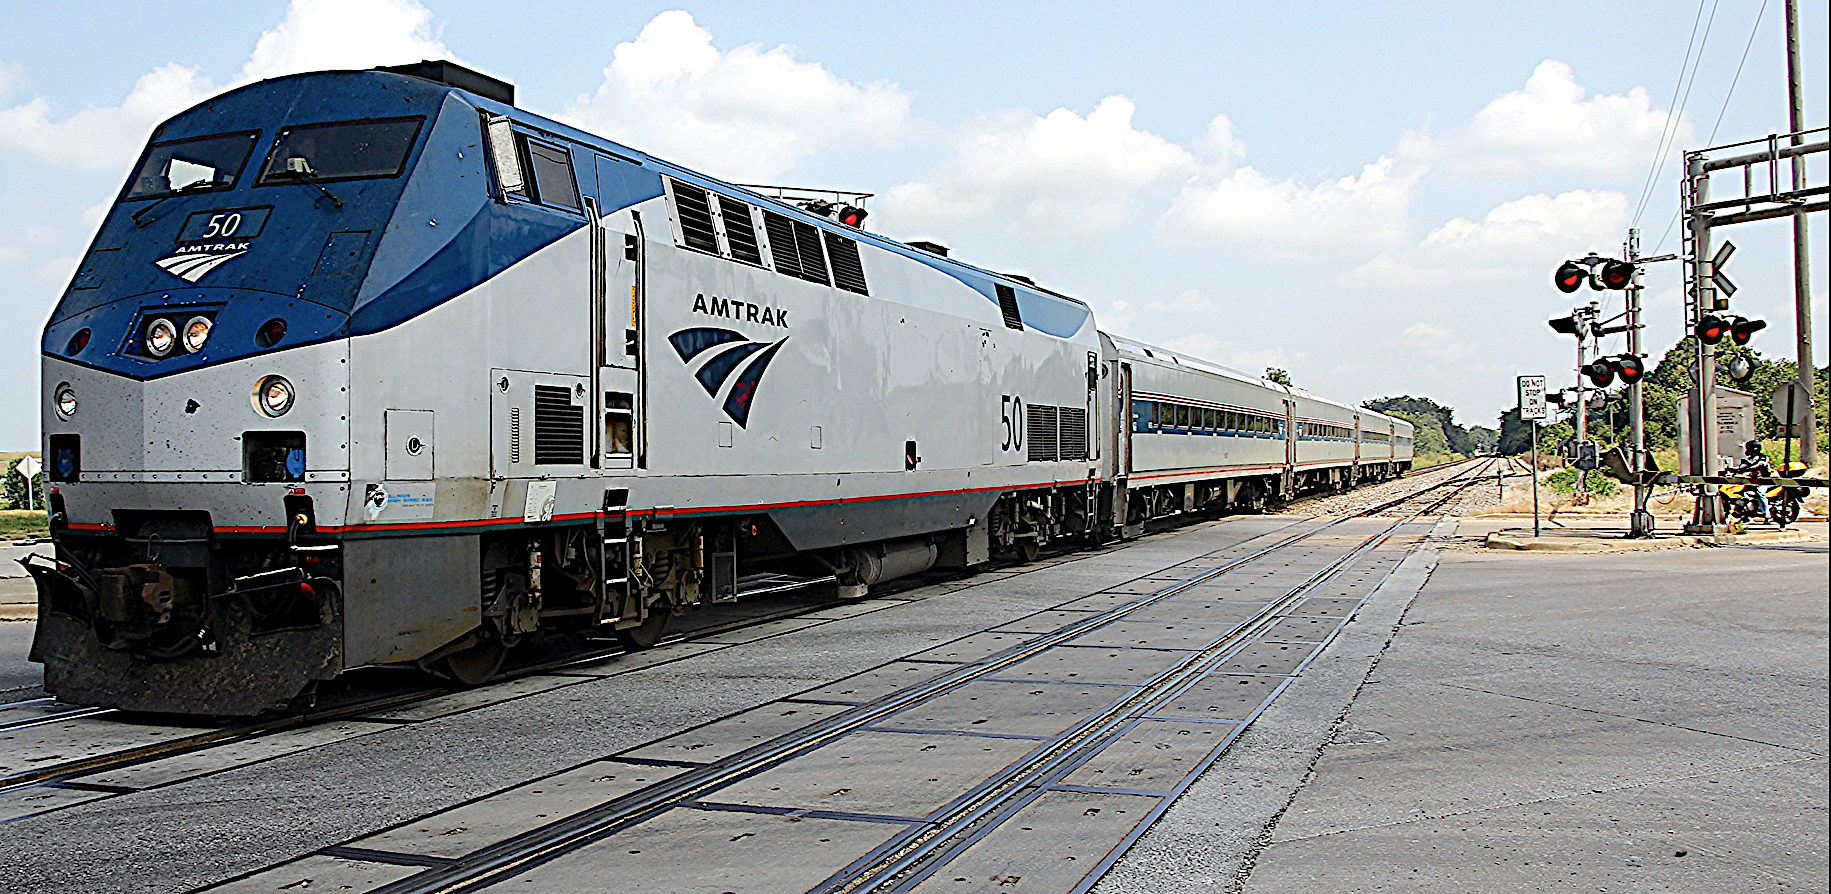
[1001,395,1024,451]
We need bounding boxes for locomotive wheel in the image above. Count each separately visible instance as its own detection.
[439,637,508,686]
[616,609,670,651]
[1016,538,1041,563]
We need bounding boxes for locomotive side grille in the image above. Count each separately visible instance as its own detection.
[721,198,764,265]
[791,219,831,286]
[1058,407,1088,461]
[1026,404,1058,462]
[996,284,1023,331]
[532,385,584,465]
[762,210,804,280]
[510,407,521,465]
[824,231,869,295]
[670,179,720,254]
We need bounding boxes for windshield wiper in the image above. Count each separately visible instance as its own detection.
[131,181,217,228]
[268,169,344,209]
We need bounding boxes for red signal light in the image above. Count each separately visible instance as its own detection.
[838,205,868,228]
[1610,354,1644,385]
[1555,261,1587,293]
[1583,360,1616,388]
[1728,317,1766,346]
[1599,260,1635,289]
[66,328,92,356]
[1696,315,1727,345]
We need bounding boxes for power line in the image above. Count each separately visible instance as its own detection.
[1655,0,1774,254]
[1705,0,1772,145]
[1631,0,1713,228]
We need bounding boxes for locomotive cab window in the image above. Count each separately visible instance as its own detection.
[125,132,258,199]
[524,140,581,211]
[258,117,423,184]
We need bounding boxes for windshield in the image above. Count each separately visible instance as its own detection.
[258,117,423,184]
[124,133,259,200]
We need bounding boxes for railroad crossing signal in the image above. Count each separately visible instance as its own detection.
[1695,313,1765,346]
[1555,261,1588,293]
[1599,259,1635,289]
[1582,354,1644,388]
[1553,256,1636,293]
[1728,316,1766,346]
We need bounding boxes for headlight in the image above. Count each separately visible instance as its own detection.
[54,383,78,419]
[255,375,295,417]
[146,318,177,357]
[182,315,212,353]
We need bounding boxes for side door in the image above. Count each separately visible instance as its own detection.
[594,154,644,470]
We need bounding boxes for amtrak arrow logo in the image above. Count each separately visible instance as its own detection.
[668,327,787,428]
[154,245,248,282]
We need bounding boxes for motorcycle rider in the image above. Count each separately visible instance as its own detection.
[1727,439,1772,520]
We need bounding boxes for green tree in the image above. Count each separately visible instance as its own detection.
[1467,426,1499,453]
[1264,368,1291,386]
[1364,395,1472,455]
[1388,410,1450,457]
[4,458,44,510]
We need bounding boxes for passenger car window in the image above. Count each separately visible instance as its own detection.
[259,117,423,184]
[125,133,258,199]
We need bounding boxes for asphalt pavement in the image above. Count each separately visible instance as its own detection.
[0,517,1822,893]
[1235,532,1827,892]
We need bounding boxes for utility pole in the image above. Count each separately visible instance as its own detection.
[1626,230,1655,536]
[1683,150,1727,532]
[1785,0,1817,465]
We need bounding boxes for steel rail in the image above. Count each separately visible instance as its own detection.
[353,468,1475,894]
[0,583,877,795]
[1354,456,1495,517]
[821,512,1441,894]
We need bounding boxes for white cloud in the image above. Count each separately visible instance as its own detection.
[1342,189,1629,288]
[1425,60,1684,174]
[564,11,913,182]
[0,0,450,173]
[1160,148,1423,252]
[881,95,1193,233]
[0,63,213,170]
[1163,332,1305,377]
[0,62,23,97]
[239,0,450,82]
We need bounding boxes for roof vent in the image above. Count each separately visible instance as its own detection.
[375,60,515,105]
[908,241,949,257]
[1005,273,1035,286]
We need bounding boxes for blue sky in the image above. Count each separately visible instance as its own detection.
[2,0,1826,449]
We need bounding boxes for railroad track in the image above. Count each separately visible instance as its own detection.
[1356,456,1499,517]
[256,472,1462,894]
[0,582,869,798]
[2,465,1481,831]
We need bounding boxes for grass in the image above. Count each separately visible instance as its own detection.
[1414,452,1466,469]
[0,509,49,540]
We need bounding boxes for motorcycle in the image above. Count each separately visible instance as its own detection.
[1720,461,1807,527]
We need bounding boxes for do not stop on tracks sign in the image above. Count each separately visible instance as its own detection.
[1519,376,1548,421]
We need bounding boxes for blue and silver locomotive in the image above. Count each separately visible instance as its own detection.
[30,62,1410,714]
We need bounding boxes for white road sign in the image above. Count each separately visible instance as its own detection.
[1518,375,1548,421]
[1771,381,1810,427]
[13,455,38,479]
